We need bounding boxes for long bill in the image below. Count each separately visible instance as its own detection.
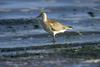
[36,13,42,18]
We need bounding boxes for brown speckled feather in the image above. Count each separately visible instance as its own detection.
[48,19,65,31]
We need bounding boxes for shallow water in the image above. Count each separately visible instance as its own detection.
[0,0,100,54]
[0,0,100,19]
[0,18,100,48]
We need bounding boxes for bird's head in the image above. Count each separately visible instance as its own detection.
[36,8,46,18]
[36,9,48,22]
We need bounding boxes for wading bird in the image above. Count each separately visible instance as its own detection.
[36,11,72,43]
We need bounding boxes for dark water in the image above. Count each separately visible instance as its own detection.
[0,59,100,67]
[0,0,100,67]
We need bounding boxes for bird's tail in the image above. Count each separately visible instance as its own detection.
[64,26,72,30]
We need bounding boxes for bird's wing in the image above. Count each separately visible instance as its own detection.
[48,19,66,31]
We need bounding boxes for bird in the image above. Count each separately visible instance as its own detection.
[36,10,72,43]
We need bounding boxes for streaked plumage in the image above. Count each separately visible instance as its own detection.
[36,12,72,43]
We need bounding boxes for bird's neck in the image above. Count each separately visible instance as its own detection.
[43,13,48,22]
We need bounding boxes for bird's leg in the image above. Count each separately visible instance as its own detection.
[52,34,56,44]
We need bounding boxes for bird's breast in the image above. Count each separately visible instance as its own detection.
[41,21,53,34]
